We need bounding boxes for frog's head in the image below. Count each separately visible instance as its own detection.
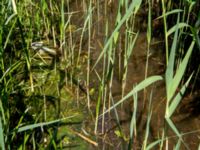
[31,41,44,50]
[31,41,59,56]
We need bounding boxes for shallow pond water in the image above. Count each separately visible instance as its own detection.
[24,1,200,149]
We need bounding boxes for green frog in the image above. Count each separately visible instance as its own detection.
[31,41,61,57]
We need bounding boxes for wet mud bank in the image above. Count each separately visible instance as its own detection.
[61,1,200,149]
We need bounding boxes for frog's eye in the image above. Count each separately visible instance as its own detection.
[31,41,44,50]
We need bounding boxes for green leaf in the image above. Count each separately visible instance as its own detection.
[127,32,139,59]
[143,110,152,149]
[129,93,138,140]
[100,75,163,116]
[168,73,193,117]
[146,140,161,150]
[92,0,142,70]
[165,18,179,101]
[156,9,183,20]
[0,117,5,150]
[14,115,77,133]
[165,118,180,137]
[169,41,195,101]
[174,138,181,150]
[113,31,119,44]
[167,23,190,36]
[0,61,22,83]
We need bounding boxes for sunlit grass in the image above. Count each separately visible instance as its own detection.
[0,0,199,149]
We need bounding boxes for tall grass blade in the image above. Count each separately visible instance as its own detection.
[128,92,138,149]
[147,0,151,45]
[14,115,77,133]
[0,116,5,150]
[94,81,103,134]
[165,118,180,137]
[156,9,183,20]
[161,0,169,64]
[0,61,22,83]
[169,41,195,102]
[4,19,17,49]
[167,23,190,36]
[92,0,142,69]
[174,138,181,150]
[142,110,152,150]
[100,75,163,116]
[127,32,139,60]
[165,13,195,149]
[146,140,161,150]
[165,18,179,102]
[11,0,18,14]
[168,73,193,117]
[0,100,5,126]
[145,0,152,82]
[165,119,190,150]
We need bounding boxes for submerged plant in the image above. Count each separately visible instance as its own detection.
[0,0,199,149]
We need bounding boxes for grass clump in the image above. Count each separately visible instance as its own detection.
[0,0,200,149]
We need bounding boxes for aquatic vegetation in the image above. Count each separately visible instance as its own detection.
[0,0,199,149]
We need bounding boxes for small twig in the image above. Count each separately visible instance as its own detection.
[71,129,98,147]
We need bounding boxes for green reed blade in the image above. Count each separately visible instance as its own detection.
[174,138,181,150]
[146,140,162,150]
[128,92,138,150]
[156,9,183,20]
[168,41,195,103]
[92,0,142,70]
[99,75,163,116]
[0,60,22,83]
[142,110,152,150]
[130,93,137,138]
[0,116,5,150]
[165,118,180,138]
[161,0,169,64]
[14,115,77,133]
[168,73,193,117]
[167,23,190,36]
[165,17,179,102]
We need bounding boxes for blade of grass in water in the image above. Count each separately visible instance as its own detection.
[94,81,103,134]
[143,0,152,109]
[168,41,194,102]
[167,23,190,36]
[0,116,5,150]
[161,0,169,64]
[142,88,153,150]
[0,60,22,83]
[86,2,93,109]
[92,0,142,70]
[164,14,195,150]
[142,110,152,150]
[168,73,193,117]
[165,17,179,102]
[13,115,78,133]
[174,138,181,150]
[156,9,183,20]
[99,75,163,117]
[128,92,138,150]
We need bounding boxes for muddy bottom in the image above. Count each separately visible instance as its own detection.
[89,32,200,149]
[55,1,200,149]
